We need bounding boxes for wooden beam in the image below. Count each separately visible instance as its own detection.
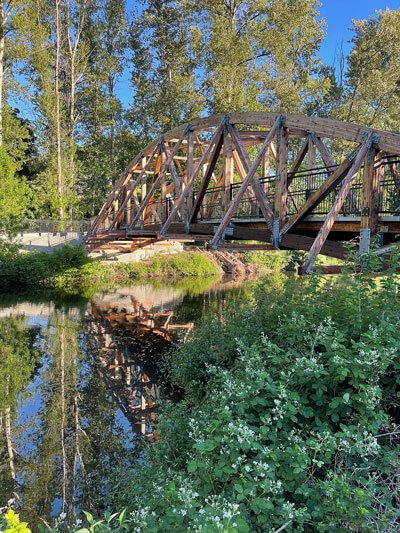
[210,116,282,249]
[282,147,361,235]
[159,120,225,236]
[303,134,374,272]
[223,127,234,210]
[359,147,380,251]
[227,121,275,225]
[128,128,189,230]
[312,135,335,168]
[287,137,309,185]
[272,124,289,246]
[107,144,160,232]
[189,129,224,223]
[89,150,144,235]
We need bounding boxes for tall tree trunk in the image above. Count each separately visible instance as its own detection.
[60,316,68,512]
[0,20,4,147]
[55,0,64,219]
[108,77,116,185]
[4,407,16,480]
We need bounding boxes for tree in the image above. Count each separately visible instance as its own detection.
[343,8,400,130]
[0,145,30,226]
[128,0,204,140]
[186,0,328,114]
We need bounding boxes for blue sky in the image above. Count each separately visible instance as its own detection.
[318,0,399,66]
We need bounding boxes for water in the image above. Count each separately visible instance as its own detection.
[0,278,254,525]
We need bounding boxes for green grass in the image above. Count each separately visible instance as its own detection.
[0,244,221,295]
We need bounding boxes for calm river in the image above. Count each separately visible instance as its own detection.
[0,277,255,526]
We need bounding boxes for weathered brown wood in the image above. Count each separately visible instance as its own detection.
[160,120,225,236]
[210,116,282,248]
[227,121,275,224]
[303,134,373,272]
[189,129,225,223]
[307,134,316,191]
[223,127,234,210]
[360,148,379,251]
[282,149,360,235]
[312,135,335,168]
[129,128,189,229]
[274,125,289,237]
[107,146,160,232]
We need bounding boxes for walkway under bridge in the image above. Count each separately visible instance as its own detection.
[86,112,400,272]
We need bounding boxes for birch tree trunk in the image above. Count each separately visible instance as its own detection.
[55,0,64,219]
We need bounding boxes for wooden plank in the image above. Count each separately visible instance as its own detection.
[281,233,347,260]
[210,116,282,249]
[302,134,373,272]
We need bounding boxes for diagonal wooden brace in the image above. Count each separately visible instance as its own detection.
[210,116,282,249]
[302,133,375,273]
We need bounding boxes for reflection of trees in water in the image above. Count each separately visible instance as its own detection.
[0,317,40,494]
[0,311,132,526]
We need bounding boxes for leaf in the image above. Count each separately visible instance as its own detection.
[83,511,94,524]
[343,392,350,402]
[188,460,198,473]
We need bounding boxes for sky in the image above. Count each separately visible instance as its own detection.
[317,0,399,66]
[116,0,400,108]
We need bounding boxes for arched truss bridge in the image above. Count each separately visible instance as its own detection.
[87,112,400,273]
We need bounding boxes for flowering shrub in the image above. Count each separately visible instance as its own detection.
[104,273,400,531]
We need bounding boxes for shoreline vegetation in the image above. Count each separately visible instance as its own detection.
[0,245,222,292]
[0,243,315,295]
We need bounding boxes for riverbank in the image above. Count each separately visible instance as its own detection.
[0,245,223,293]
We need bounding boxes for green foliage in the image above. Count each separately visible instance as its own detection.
[103,273,400,531]
[244,250,288,271]
[0,146,30,228]
[0,249,220,292]
[0,244,90,289]
[0,317,38,412]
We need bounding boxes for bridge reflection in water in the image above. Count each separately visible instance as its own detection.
[86,287,193,440]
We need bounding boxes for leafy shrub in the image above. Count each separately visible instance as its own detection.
[104,273,400,532]
[244,250,288,271]
[0,244,90,289]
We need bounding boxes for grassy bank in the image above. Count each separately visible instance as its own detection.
[0,244,221,293]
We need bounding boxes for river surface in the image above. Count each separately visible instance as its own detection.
[0,277,256,526]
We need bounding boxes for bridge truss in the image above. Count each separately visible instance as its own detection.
[87,113,400,272]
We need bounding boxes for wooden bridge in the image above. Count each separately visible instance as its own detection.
[86,112,400,272]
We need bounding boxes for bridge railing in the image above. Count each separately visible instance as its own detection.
[9,219,94,235]
[95,155,400,232]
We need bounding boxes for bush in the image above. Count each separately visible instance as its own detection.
[0,244,90,289]
[103,273,400,532]
[244,250,288,271]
